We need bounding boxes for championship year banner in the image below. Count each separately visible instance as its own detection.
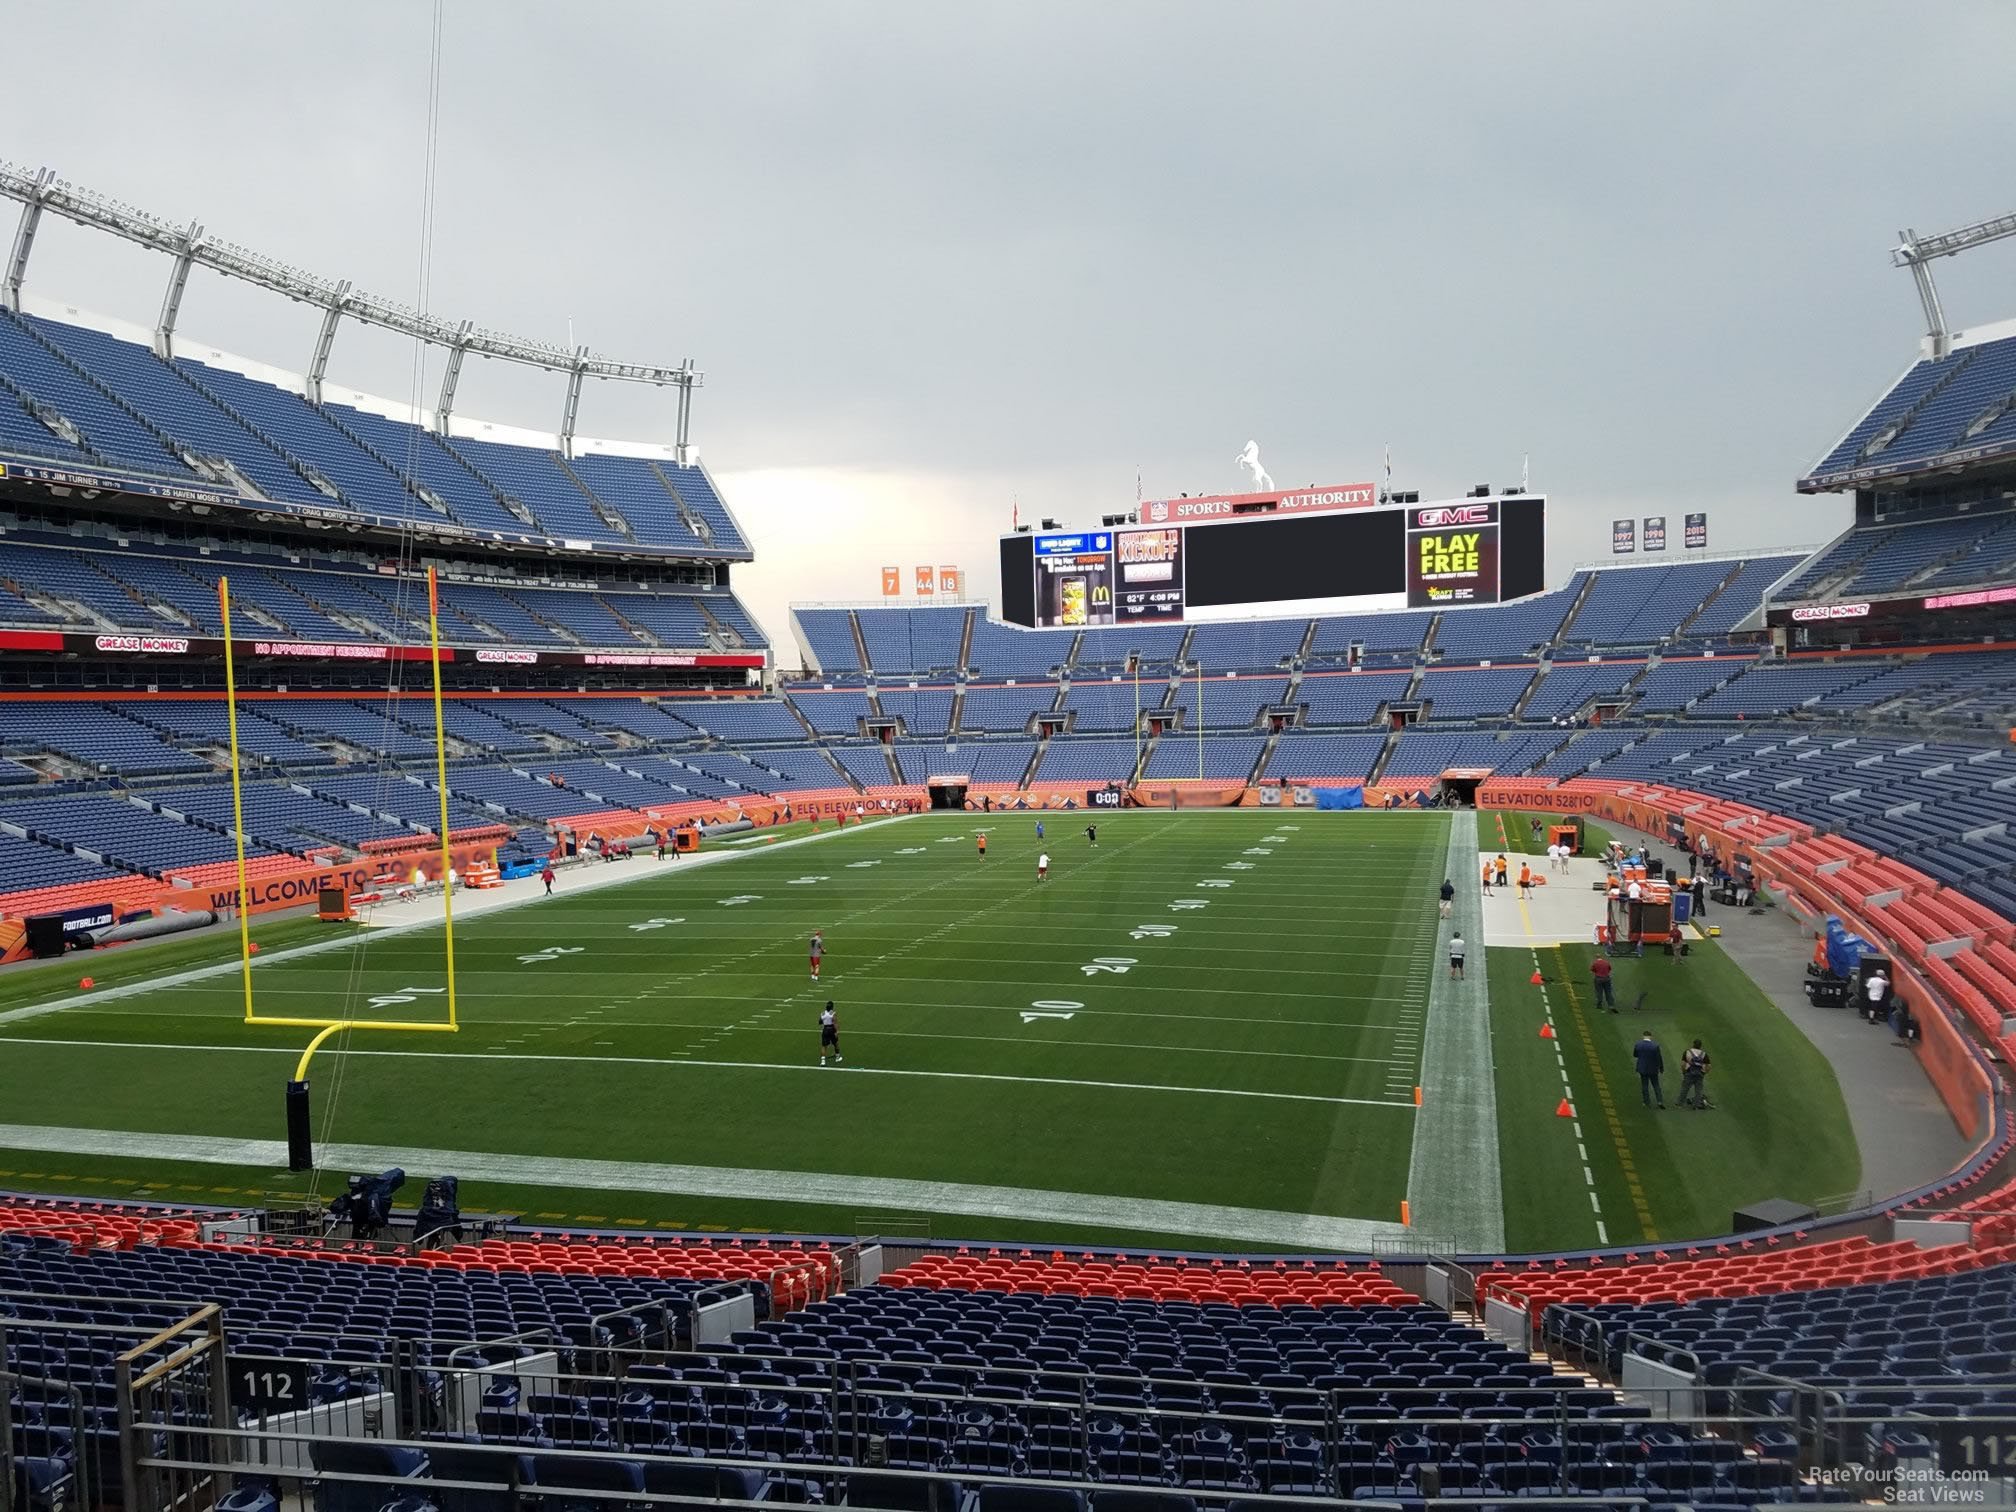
[1612,519,1635,554]
[1684,512,1707,549]
[1643,515,1667,552]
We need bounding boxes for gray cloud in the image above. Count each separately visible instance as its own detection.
[8,0,2013,641]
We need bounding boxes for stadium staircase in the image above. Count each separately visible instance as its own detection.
[552,454,639,541]
[647,460,715,545]
[1366,725,1404,786]
[1509,662,1546,721]
[1129,730,1156,785]
[947,682,969,734]
[596,594,659,646]
[8,314,205,483]
[1016,737,1045,789]
[170,360,350,506]
[1855,346,1980,467]
[953,605,976,669]
[1294,618,1320,662]
[501,589,579,644]
[847,611,872,673]
[1549,571,1601,647]
[1675,559,1751,636]
[1248,730,1282,785]
[691,596,741,648]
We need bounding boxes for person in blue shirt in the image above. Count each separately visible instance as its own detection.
[1036,819,1044,840]
[1633,1031,1666,1109]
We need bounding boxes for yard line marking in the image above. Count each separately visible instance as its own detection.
[0,1037,1418,1109]
[1404,807,1505,1253]
[0,813,933,1028]
[0,1121,1412,1251]
[737,1025,1414,1067]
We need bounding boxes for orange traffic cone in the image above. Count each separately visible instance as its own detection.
[1555,1098,1574,1118]
[1530,969,1545,985]
[1539,1022,1556,1039]
[78,977,94,990]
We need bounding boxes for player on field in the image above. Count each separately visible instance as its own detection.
[1036,818,1044,839]
[1037,851,1050,881]
[1085,823,1098,847]
[976,832,988,858]
[818,1001,842,1065]
[809,930,825,982]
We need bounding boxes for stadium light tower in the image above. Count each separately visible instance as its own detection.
[1895,211,2016,358]
[0,162,704,447]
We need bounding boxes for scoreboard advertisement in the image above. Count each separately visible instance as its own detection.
[1000,493,1544,628]
[1405,501,1500,609]
[1030,530,1117,628]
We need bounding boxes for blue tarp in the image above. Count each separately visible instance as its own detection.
[1315,786,1365,811]
[1824,915,1874,979]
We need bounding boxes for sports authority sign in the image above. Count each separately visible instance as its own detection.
[1140,481,1376,524]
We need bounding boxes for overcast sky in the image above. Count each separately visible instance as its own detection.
[9,1,2016,650]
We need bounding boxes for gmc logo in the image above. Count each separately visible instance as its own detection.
[1414,505,1490,528]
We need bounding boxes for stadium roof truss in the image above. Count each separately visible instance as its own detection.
[0,163,700,458]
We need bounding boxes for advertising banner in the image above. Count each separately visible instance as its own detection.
[1405,501,1499,609]
[1031,529,1116,628]
[1114,526,1185,623]
[1643,516,1667,552]
[1612,519,1635,554]
[179,841,501,916]
[1684,512,1708,549]
[882,567,901,596]
[1139,481,1376,524]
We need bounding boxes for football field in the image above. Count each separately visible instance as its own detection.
[0,809,1860,1252]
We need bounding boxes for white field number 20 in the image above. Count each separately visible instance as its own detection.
[515,947,585,965]
[367,986,446,1008]
[1080,956,1137,977]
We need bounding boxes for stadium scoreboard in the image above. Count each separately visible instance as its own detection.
[1000,489,1545,629]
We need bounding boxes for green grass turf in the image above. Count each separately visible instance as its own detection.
[1489,933,1861,1252]
[0,812,1446,1249]
[1487,809,1615,860]
[0,809,1861,1253]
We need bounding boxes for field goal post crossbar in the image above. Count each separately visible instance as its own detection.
[218,572,461,1170]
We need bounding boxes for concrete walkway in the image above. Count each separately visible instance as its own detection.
[1405,809,1506,1252]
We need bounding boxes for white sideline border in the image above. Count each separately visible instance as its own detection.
[0,1120,1412,1251]
[0,814,926,1028]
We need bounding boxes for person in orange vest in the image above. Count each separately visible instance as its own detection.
[1518,862,1534,897]
[1481,860,1494,897]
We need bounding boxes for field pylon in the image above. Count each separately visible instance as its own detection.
[1554,1097,1574,1118]
[1539,1022,1556,1039]
[78,977,93,990]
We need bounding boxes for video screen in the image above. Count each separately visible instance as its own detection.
[1115,527,1185,622]
[1031,530,1116,627]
